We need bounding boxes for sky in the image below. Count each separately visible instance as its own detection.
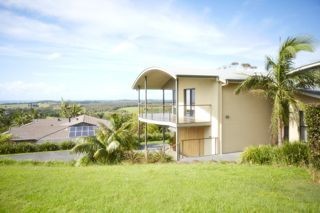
[0,0,320,101]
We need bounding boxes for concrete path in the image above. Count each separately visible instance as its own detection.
[180,152,242,163]
[139,143,169,151]
[0,150,82,162]
[0,149,241,163]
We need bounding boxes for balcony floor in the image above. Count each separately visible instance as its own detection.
[138,113,211,127]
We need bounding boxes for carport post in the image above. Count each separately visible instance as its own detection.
[162,89,165,116]
[162,126,165,152]
[138,86,141,143]
[175,78,180,161]
[144,76,148,161]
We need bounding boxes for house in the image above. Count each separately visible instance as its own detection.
[132,62,320,160]
[288,61,320,141]
[8,115,109,143]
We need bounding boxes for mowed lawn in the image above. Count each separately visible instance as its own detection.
[0,163,320,212]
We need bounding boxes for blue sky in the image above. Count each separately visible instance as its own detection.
[0,0,319,101]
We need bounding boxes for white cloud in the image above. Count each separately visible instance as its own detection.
[0,10,65,43]
[47,52,61,60]
[0,81,65,100]
[0,0,318,101]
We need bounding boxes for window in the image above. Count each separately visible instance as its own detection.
[69,125,97,138]
[299,111,307,141]
[184,88,195,116]
[172,90,176,105]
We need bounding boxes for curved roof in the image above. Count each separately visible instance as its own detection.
[132,65,265,89]
[132,67,176,90]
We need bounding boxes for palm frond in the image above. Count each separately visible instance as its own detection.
[279,36,314,62]
[71,142,96,154]
[107,141,120,152]
[265,56,277,71]
[235,74,273,95]
[93,148,108,161]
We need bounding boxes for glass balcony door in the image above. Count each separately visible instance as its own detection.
[184,88,195,117]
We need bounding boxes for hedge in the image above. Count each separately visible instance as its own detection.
[305,104,320,169]
[0,141,76,155]
[241,142,310,166]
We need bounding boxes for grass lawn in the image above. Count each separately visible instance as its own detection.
[117,106,138,113]
[0,163,319,212]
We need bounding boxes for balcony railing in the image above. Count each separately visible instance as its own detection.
[138,104,211,124]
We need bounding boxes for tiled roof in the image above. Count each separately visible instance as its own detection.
[8,115,109,142]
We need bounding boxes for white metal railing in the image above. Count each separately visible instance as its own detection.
[138,104,211,124]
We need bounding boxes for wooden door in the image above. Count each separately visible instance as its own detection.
[179,127,204,156]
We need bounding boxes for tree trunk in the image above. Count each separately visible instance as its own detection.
[277,119,283,146]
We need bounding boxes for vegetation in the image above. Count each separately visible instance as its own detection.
[0,133,12,144]
[60,99,84,120]
[305,104,320,170]
[0,163,319,212]
[235,36,320,145]
[0,141,76,155]
[241,142,309,166]
[72,113,138,164]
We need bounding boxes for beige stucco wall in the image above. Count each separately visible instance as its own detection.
[221,84,272,153]
[177,77,218,155]
[289,106,300,141]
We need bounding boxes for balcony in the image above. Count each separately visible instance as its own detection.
[138,104,211,126]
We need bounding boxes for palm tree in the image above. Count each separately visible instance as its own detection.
[72,113,137,164]
[12,110,32,126]
[60,99,84,121]
[235,36,320,145]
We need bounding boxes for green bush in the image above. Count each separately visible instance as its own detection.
[0,141,76,155]
[0,134,12,144]
[241,145,275,165]
[38,143,60,152]
[280,142,309,166]
[15,143,38,153]
[138,132,171,142]
[147,151,173,163]
[59,141,76,150]
[75,156,93,167]
[123,151,144,164]
[241,142,310,166]
[305,104,320,170]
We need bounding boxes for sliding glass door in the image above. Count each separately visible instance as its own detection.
[184,88,195,117]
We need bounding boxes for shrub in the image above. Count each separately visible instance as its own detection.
[305,104,320,170]
[280,142,309,166]
[123,151,144,164]
[15,143,38,153]
[38,143,60,152]
[241,142,310,166]
[138,132,172,142]
[0,143,15,154]
[0,141,75,154]
[0,134,12,144]
[241,145,275,165]
[75,156,93,167]
[60,141,76,150]
[147,151,173,163]
[105,149,124,164]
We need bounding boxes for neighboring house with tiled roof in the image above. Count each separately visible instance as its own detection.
[8,115,109,143]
